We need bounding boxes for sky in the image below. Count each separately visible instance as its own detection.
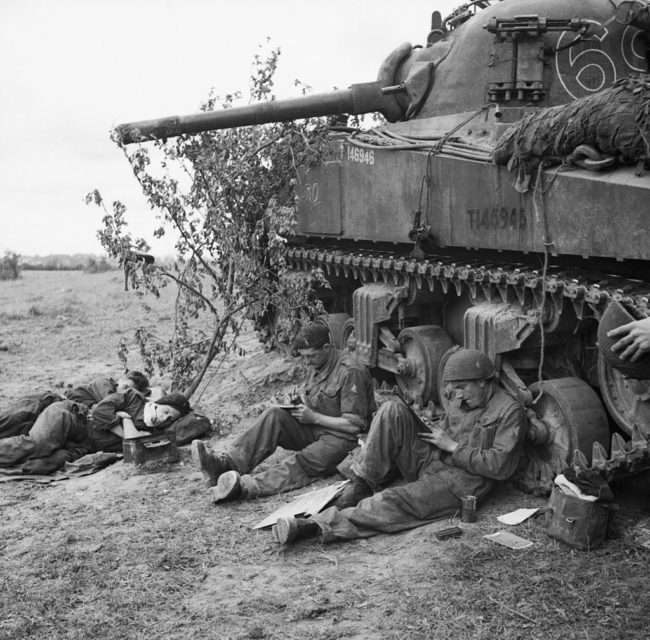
[0,0,458,257]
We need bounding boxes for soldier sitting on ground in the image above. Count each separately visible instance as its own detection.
[191,321,376,503]
[271,348,527,546]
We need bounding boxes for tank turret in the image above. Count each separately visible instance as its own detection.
[118,0,650,144]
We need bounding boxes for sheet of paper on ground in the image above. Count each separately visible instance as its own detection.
[497,507,540,525]
[254,480,349,529]
[485,530,533,550]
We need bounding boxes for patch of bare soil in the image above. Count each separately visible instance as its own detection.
[1,271,649,640]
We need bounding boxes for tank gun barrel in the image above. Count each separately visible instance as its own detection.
[116,80,404,145]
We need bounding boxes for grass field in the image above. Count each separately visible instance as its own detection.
[1,270,649,640]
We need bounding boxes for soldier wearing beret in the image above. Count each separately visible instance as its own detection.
[0,370,150,439]
[272,348,527,545]
[0,388,190,473]
[192,321,376,503]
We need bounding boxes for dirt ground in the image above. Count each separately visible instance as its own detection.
[1,270,649,640]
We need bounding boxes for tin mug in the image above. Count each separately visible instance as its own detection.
[461,495,477,523]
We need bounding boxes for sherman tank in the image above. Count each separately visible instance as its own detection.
[117,0,650,493]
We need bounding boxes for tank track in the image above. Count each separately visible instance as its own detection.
[287,244,650,488]
[287,246,650,312]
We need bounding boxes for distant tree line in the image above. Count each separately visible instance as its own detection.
[20,256,117,272]
[0,252,121,278]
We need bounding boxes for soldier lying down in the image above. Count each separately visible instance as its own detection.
[0,370,150,439]
[0,390,190,474]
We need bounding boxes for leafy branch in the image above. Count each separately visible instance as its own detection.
[89,43,330,396]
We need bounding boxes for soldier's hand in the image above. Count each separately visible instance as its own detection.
[419,425,459,453]
[290,403,317,424]
[608,318,650,361]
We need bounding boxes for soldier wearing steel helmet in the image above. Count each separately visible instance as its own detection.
[272,348,527,546]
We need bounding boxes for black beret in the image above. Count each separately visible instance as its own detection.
[155,392,191,416]
[293,322,330,350]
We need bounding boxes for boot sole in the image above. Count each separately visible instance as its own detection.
[273,517,296,544]
[209,470,241,503]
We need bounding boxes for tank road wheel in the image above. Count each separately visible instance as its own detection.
[436,346,461,415]
[598,354,650,436]
[515,378,611,495]
[340,317,357,352]
[318,313,351,351]
[395,326,453,404]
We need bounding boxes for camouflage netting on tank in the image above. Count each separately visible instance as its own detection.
[493,73,650,192]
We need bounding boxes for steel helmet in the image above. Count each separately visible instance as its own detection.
[443,348,495,382]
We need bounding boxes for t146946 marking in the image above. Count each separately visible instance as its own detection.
[346,146,375,165]
[466,207,527,231]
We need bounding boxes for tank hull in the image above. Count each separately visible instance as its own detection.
[296,138,650,265]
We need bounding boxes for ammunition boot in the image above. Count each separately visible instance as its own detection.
[209,470,243,503]
[191,440,231,487]
[272,516,319,545]
[332,475,373,510]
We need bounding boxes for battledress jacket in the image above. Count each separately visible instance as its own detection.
[0,378,120,439]
[302,350,377,437]
[63,377,119,408]
[428,386,526,499]
[85,388,149,452]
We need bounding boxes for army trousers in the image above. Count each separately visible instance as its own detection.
[0,400,90,467]
[312,401,461,542]
[226,407,358,499]
[0,391,61,439]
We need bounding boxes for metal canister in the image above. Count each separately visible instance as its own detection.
[461,495,477,523]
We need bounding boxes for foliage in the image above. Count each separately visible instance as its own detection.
[89,44,331,395]
[87,192,151,291]
[0,251,20,281]
[83,256,115,274]
[21,263,82,272]
[21,255,107,272]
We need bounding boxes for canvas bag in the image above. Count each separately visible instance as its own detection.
[163,411,212,445]
[544,487,617,550]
